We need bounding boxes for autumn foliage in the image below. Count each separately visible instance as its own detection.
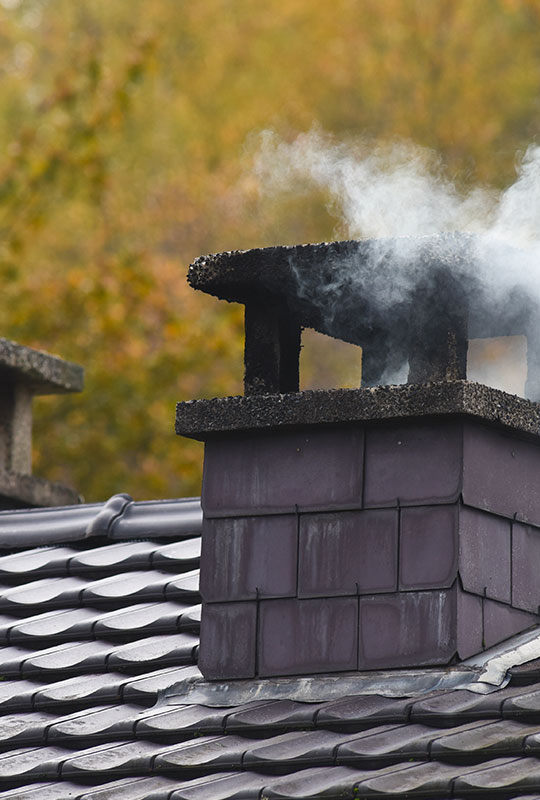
[1,0,540,500]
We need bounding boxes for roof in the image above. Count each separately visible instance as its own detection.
[2,496,540,798]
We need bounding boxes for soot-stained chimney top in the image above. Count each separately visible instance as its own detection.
[0,338,83,509]
[187,233,540,397]
[178,235,540,681]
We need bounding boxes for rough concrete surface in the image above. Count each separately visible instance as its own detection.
[0,338,84,394]
[176,380,540,441]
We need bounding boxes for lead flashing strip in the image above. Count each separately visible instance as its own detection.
[162,667,486,707]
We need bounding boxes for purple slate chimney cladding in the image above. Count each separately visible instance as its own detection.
[190,415,540,678]
[176,238,540,680]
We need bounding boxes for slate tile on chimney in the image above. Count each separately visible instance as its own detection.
[202,427,364,515]
[459,506,511,604]
[463,422,540,525]
[363,420,462,507]
[258,597,358,677]
[358,590,455,669]
[456,588,483,660]
[400,505,458,590]
[483,597,539,650]
[298,509,397,598]
[512,521,540,613]
[200,515,297,602]
[199,602,257,680]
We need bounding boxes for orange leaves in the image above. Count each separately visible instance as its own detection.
[1,0,540,500]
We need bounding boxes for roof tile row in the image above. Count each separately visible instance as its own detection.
[3,496,540,797]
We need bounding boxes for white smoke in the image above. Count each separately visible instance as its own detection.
[251,128,540,396]
[253,128,500,240]
[252,129,540,284]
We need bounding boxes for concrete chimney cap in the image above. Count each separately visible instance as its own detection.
[0,338,84,395]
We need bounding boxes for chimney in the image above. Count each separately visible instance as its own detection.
[176,235,540,679]
[0,338,83,509]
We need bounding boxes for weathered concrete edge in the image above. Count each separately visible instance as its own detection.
[0,470,82,509]
[175,380,540,441]
[0,338,84,394]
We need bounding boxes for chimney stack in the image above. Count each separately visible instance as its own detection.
[177,236,540,680]
[0,338,83,509]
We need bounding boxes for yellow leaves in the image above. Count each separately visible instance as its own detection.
[1,0,540,500]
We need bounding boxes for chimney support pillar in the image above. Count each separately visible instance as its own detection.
[244,302,301,395]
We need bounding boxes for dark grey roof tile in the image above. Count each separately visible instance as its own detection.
[410,685,525,725]
[0,546,77,580]
[0,576,87,613]
[69,541,159,575]
[225,699,324,733]
[259,765,410,800]
[243,730,352,771]
[335,723,444,765]
[86,495,133,537]
[509,660,540,685]
[510,796,540,800]
[110,498,202,540]
[81,571,187,606]
[153,735,253,772]
[314,694,414,730]
[0,646,35,677]
[0,679,39,712]
[108,633,198,670]
[523,730,540,756]
[355,758,507,796]
[432,719,540,760]
[453,756,540,794]
[0,616,21,646]
[166,772,269,800]
[0,745,72,783]
[0,782,88,799]
[93,602,196,639]
[47,704,142,744]
[9,608,104,644]
[151,539,201,572]
[0,504,101,547]
[122,665,201,706]
[21,640,113,677]
[79,776,183,799]
[0,711,57,748]
[33,672,128,710]
[135,704,227,739]
[178,604,201,630]
[0,497,202,548]
[163,570,200,601]
[503,687,540,720]
[61,740,168,779]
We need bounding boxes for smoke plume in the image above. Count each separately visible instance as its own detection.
[251,129,540,396]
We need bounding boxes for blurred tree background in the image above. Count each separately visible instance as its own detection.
[0,0,539,500]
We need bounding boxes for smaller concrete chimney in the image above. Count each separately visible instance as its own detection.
[0,338,83,509]
[177,237,540,680]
